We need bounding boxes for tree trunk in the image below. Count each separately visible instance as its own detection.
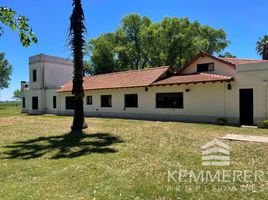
[70,0,87,130]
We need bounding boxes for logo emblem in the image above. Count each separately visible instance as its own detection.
[201,139,230,166]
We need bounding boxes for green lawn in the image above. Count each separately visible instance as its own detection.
[0,103,268,199]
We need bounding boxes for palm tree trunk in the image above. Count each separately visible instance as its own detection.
[69,0,87,130]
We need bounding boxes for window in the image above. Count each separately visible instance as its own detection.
[22,97,25,108]
[32,96,38,110]
[197,63,214,72]
[65,96,75,110]
[86,96,92,105]
[33,69,37,82]
[53,96,57,109]
[101,95,112,107]
[156,93,183,108]
[125,94,138,108]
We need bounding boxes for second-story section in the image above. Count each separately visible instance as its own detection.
[29,54,73,89]
[179,52,236,77]
[179,52,268,77]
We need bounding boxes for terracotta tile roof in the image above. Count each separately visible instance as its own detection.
[218,57,268,65]
[58,66,171,92]
[152,73,233,86]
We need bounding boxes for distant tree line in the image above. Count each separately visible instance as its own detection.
[85,14,230,74]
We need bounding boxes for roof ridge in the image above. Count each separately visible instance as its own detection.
[219,57,263,61]
[85,66,170,79]
[199,73,232,78]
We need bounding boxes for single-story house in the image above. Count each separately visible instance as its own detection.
[21,52,268,125]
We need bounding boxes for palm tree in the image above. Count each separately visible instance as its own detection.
[13,89,22,101]
[256,35,268,59]
[69,0,88,130]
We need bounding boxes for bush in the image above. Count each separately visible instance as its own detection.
[216,118,227,125]
[257,120,268,128]
[263,120,268,127]
[262,120,268,128]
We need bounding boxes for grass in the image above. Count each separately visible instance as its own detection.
[0,103,268,199]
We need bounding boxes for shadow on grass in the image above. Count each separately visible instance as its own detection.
[2,130,123,159]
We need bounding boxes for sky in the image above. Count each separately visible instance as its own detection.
[0,0,267,101]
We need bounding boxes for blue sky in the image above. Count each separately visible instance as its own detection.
[0,0,267,101]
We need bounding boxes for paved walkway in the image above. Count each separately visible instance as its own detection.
[222,134,268,143]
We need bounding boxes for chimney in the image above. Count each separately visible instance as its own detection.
[262,43,268,60]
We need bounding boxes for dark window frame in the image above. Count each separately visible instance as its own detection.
[32,96,38,110]
[156,92,183,109]
[33,69,37,82]
[65,96,75,110]
[197,62,215,72]
[53,96,57,109]
[86,95,93,105]
[101,95,112,107]
[22,97,25,108]
[124,94,138,108]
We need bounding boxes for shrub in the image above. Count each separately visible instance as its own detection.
[263,120,268,127]
[216,118,227,125]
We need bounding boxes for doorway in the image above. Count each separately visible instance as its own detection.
[32,96,39,110]
[239,89,253,125]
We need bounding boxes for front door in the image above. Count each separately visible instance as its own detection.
[239,89,253,125]
[32,96,39,110]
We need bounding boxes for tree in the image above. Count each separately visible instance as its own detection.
[69,0,87,130]
[0,7,37,47]
[0,52,12,90]
[218,52,236,58]
[256,35,268,59]
[13,89,22,101]
[200,25,228,55]
[142,18,229,69]
[87,14,229,72]
[115,14,152,70]
[0,6,37,94]
[89,33,117,74]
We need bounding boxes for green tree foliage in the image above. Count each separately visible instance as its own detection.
[0,6,37,94]
[0,52,12,90]
[87,14,229,74]
[218,52,236,58]
[83,60,94,76]
[0,7,37,47]
[115,14,152,70]
[256,35,268,57]
[13,89,22,101]
[89,33,117,74]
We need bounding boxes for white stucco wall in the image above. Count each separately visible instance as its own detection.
[29,62,44,89]
[58,82,234,123]
[234,62,268,123]
[21,89,45,114]
[29,54,73,89]
[44,60,73,89]
[45,89,59,114]
[22,54,73,114]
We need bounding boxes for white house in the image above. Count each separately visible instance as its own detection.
[21,52,268,125]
